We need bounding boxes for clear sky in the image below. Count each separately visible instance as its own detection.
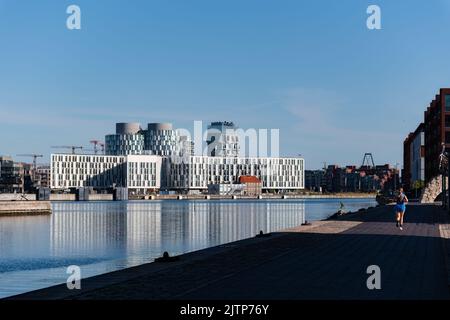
[1,0,450,169]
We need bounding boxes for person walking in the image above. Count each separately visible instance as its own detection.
[394,187,408,230]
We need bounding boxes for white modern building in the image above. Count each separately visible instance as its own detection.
[206,121,240,157]
[51,154,304,193]
[144,123,181,156]
[51,154,161,193]
[410,124,425,185]
[105,122,191,157]
[105,123,144,155]
[164,156,304,192]
[53,120,304,194]
[179,135,195,157]
[126,155,162,191]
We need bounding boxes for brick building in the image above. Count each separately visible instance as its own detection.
[424,88,450,182]
[238,176,262,196]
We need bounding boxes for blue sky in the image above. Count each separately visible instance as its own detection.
[1,0,450,169]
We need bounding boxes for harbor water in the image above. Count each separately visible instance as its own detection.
[0,198,376,298]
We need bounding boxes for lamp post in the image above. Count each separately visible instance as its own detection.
[439,143,448,209]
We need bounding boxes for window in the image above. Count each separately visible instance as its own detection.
[446,131,450,144]
[445,95,450,112]
[446,116,450,128]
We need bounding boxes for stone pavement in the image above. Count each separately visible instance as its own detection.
[9,204,450,300]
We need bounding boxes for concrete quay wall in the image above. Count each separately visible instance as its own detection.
[0,201,51,216]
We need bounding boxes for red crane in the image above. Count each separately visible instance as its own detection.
[90,140,105,155]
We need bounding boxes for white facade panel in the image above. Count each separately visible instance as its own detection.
[164,156,304,191]
[125,155,162,189]
[50,154,127,189]
[411,131,425,184]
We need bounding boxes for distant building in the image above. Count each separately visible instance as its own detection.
[53,120,304,194]
[179,135,195,157]
[410,124,425,187]
[144,123,181,157]
[36,166,51,188]
[206,121,240,157]
[207,183,245,195]
[305,170,325,192]
[51,154,304,193]
[105,122,144,155]
[403,132,413,190]
[309,163,397,193]
[0,156,22,193]
[325,165,345,193]
[403,124,425,192]
[105,122,192,157]
[345,170,360,192]
[238,175,262,196]
[51,154,161,194]
[164,156,304,192]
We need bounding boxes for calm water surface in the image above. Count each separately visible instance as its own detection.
[0,198,376,298]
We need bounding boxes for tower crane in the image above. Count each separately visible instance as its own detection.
[89,140,105,155]
[51,146,83,154]
[16,154,43,186]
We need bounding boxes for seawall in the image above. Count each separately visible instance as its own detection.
[0,194,36,201]
[136,193,377,201]
[0,201,51,216]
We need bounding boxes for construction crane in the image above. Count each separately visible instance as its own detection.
[16,154,43,185]
[360,153,376,175]
[83,148,104,154]
[89,140,105,155]
[361,153,375,168]
[51,146,83,154]
[16,154,43,171]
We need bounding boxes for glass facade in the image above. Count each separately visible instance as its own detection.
[105,134,144,155]
[144,129,180,156]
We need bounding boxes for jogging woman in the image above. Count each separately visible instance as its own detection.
[394,187,408,230]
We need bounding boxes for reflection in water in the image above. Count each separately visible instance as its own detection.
[0,198,377,298]
[49,201,305,259]
[0,200,308,298]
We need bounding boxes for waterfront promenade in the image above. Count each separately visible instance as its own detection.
[9,203,450,300]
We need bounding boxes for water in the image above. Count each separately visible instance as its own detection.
[0,198,376,298]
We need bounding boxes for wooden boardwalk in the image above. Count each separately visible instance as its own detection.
[9,204,450,300]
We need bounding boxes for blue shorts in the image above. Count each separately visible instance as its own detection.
[394,203,406,213]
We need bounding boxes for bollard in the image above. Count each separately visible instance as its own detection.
[155,251,180,262]
[256,230,271,238]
